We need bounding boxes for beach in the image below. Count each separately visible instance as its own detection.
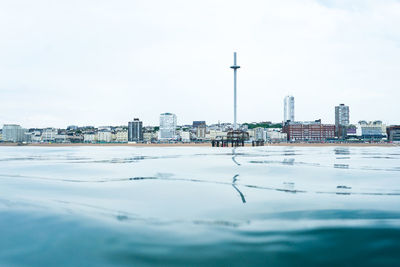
[0,142,397,147]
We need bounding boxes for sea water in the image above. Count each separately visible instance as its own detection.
[0,146,399,266]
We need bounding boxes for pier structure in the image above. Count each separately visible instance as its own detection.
[212,52,251,147]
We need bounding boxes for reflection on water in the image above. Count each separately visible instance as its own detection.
[232,174,246,203]
[334,163,349,169]
[334,147,350,155]
[1,145,400,266]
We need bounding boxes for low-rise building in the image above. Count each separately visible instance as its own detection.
[207,130,227,140]
[387,126,400,142]
[254,127,265,141]
[83,133,97,143]
[283,120,335,142]
[180,131,191,142]
[42,128,58,142]
[115,130,128,143]
[266,129,287,142]
[97,131,112,143]
[357,121,386,140]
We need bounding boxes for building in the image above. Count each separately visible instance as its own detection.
[357,121,386,140]
[283,95,295,123]
[2,124,28,142]
[42,128,58,142]
[97,130,112,143]
[254,127,265,141]
[128,118,143,142]
[83,133,96,143]
[180,131,191,142]
[282,120,335,142]
[335,104,350,138]
[193,121,206,139]
[345,125,358,139]
[207,130,227,140]
[266,129,287,142]
[387,126,400,142]
[159,113,177,140]
[115,130,128,143]
[67,125,78,131]
[193,121,206,128]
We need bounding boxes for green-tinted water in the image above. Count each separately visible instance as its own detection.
[1,146,399,266]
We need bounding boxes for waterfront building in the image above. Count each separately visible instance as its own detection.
[282,120,335,142]
[357,121,386,140]
[207,130,227,140]
[180,131,191,142]
[97,130,112,143]
[0,130,2,141]
[2,124,28,142]
[55,133,67,143]
[128,118,143,142]
[143,132,157,143]
[42,128,58,142]
[116,130,128,143]
[283,95,295,123]
[196,126,206,139]
[266,129,287,142]
[345,125,358,139]
[387,126,400,142]
[83,133,96,143]
[159,113,177,140]
[335,104,350,138]
[193,121,206,139]
[254,127,265,141]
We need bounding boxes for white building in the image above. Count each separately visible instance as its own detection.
[284,95,295,123]
[2,124,28,142]
[159,113,177,140]
[207,130,227,140]
[42,128,58,142]
[115,130,128,143]
[83,133,96,143]
[143,132,157,142]
[180,131,191,142]
[254,127,265,141]
[266,130,287,142]
[357,121,386,139]
[97,131,112,143]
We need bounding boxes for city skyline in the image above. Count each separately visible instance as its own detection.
[1,1,400,128]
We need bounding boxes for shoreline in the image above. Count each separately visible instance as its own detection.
[0,142,398,147]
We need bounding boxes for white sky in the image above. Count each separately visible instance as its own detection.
[0,0,399,128]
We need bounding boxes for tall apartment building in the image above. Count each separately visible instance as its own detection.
[2,124,28,142]
[284,95,295,123]
[335,104,350,138]
[128,118,143,142]
[282,120,335,142]
[159,113,177,140]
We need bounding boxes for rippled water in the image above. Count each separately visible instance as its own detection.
[1,146,400,266]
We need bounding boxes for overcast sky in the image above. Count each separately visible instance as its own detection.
[0,0,399,128]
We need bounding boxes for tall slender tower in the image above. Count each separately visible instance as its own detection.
[284,95,295,123]
[230,52,240,130]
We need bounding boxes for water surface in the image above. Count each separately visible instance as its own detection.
[1,146,400,266]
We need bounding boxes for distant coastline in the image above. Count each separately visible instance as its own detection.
[0,142,398,147]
